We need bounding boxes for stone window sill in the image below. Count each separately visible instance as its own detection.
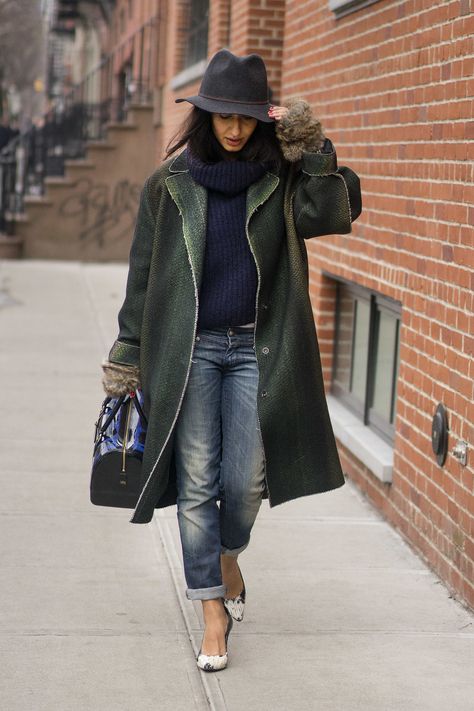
[326,394,393,483]
[170,60,207,92]
[329,0,381,19]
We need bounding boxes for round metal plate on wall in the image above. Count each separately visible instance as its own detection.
[431,403,449,466]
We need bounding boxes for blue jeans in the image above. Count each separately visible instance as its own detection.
[174,327,266,601]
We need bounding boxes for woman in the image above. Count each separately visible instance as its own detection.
[102,49,361,672]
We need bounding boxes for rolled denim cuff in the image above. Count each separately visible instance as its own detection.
[186,584,226,601]
[220,541,249,557]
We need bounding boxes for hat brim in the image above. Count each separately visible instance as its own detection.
[175,95,274,123]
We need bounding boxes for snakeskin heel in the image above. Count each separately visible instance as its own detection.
[223,563,246,622]
[197,604,233,672]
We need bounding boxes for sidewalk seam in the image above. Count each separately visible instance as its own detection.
[150,514,229,711]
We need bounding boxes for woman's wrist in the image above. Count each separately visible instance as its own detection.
[274,99,325,162]
[101,358,141,397]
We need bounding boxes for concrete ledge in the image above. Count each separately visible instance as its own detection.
[327,394,394,483]
[44,176,76,187]
[64,159,96,169]
[5,209,29,219]
[106,122,138,131]
[128,103,153,111]
[329,0,381,18]
[86,141,116,150]
[0,234,22,258]
[170,59,207,91]
[23,196,53,207]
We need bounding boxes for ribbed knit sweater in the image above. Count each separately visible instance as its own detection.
[186,148,267,329]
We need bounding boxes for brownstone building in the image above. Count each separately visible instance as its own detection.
[4,0,473,610]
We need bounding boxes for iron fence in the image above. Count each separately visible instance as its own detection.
[0,15,157,235]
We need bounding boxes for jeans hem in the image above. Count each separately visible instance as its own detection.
[186,584,226,601]
[220,541,249,557]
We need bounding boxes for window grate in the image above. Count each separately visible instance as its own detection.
[332,279,401,444]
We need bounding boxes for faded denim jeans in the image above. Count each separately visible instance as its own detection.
[174,326,266,601]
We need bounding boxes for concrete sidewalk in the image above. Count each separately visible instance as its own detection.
[1,260,473,711]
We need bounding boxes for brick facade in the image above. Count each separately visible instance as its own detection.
[279,0,473,612]
[105,0,474,611]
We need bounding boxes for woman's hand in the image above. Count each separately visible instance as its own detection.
[101,358,141,397]
[268,105,289,121]
[273,99,325,162]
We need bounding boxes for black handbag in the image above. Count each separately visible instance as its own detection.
[90,389,148,508]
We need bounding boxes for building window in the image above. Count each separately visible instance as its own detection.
[328,0,382,19]
[332,279,401,444]
[184,0,209,68]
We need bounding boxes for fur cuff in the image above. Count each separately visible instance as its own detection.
[101,358,141,397]
[275,99,325,162]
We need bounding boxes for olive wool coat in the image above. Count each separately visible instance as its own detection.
[108,143,361,524]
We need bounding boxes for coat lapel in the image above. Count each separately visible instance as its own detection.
[165,155,207,289]
[246,171,280,261]
[165,153,279,288]
[246,171,280,218]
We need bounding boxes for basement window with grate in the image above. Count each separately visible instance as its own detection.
[331,279,401,446]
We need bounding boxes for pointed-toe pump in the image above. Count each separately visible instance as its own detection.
[197,604,233,672]
[223,563,246,622]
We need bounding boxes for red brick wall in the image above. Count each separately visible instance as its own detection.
[229,0,285,100]
[282,0,474,610]
[209,0,231,54]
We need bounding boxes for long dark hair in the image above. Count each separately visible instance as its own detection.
[165,106,283,169]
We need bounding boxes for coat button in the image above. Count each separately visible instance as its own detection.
[261,390,268,398]
[262,346,269,355]
[262,303,269,310]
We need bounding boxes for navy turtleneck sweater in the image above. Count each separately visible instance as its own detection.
[186,148,267,330]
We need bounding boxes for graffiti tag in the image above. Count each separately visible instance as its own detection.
[58,178,141,247]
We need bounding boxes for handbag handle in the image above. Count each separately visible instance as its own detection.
[100,395,127,433]
[97,391,147,436]
[130,391,148,427]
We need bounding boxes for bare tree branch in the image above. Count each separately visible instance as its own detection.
[0,0,44,90]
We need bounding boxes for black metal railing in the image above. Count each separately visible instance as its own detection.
[0,14,157,235]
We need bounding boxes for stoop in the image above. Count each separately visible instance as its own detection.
[7,104,156,261]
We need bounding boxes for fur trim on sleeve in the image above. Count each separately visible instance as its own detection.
[275,99,325,163]
[101,358,141,397]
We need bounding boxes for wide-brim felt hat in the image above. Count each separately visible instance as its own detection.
[175,49,273,123]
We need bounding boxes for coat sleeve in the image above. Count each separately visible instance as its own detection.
[292,139,362,240]
[107,176,156,368]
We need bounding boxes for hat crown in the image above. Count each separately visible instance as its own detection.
[199,49,269,105]
[175,49,273,122]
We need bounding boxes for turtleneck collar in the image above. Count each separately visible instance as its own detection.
[186,147,267,196]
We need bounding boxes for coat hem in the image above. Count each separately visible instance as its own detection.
[267,475,346,509]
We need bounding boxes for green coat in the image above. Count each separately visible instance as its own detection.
[108,146,361,523]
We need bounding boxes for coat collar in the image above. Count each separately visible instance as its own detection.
[168,151,188,173]
[165,159,207,288]
[165,150,280,288]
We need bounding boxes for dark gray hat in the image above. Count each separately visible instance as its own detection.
[175,49,273,123]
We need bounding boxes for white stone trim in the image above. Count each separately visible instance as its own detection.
[329,0,381,19]
[326,394,394,483]
[170,59,207,92]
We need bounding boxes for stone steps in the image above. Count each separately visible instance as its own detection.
[4,104,156,260]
